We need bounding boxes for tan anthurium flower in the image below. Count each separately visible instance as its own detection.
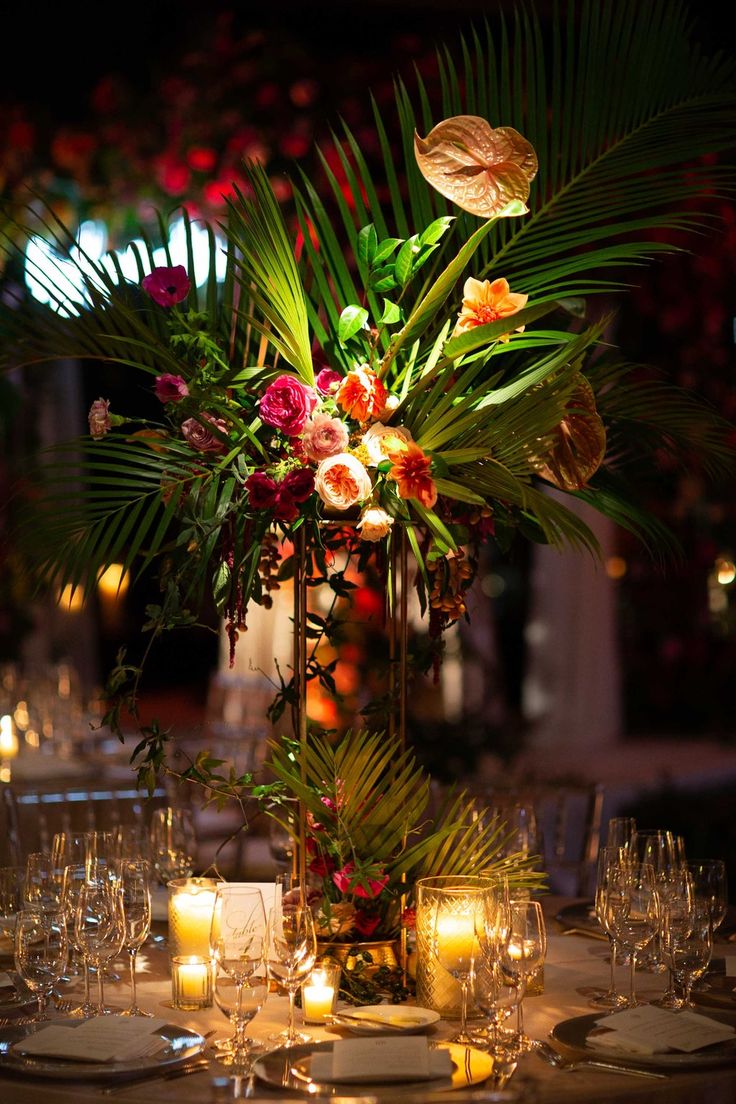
[454,277,528,341]
[531,376,606,491]
[414,115,538,217]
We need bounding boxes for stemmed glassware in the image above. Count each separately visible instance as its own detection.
[75,862,125,1014]
[688,860,728,935]
[24,852,63,911]
[430,882,493,1045]
[664,905,713,1009]
[472,878,514,1053]
[61,863,95,1016]
[265,890,317,1047]
[608,859,659,1007]
[119,859,152,1017]
[149,807,196,885]
[498,899,546,1052]
[0,866,24,952]
[590,847,629,1009]
[15,905,68,1020]
[210,885,268,1067]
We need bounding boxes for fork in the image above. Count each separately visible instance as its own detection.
[536,1040,668,1079]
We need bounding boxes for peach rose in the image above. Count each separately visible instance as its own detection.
[314,453,372,511]
[357,505,394,542]
[361,422,413,465]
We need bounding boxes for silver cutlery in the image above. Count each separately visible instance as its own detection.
[101,1057,211,1094]
[536,1040,668,1079]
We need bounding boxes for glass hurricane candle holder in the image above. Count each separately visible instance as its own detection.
[168,876,219,1007]
[172,955,213,1010]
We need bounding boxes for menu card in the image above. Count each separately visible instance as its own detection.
[310,1037,452,1083]
[13,1016,171,1063]
[590,1005,736,1055]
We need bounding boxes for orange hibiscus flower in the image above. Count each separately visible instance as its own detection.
[336,365,388,423]
[454,276,528,342]
[387,440,437,508]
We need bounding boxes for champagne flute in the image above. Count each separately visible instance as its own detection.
[119,860,152,1017]
[15,905,68,1020]
[590,847,628,1009]
[499,899,546,1053]
[265,893,316,1047]
[210,885,267,1067]
[75,863,124,1014]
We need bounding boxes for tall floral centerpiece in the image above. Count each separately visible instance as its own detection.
[1,1,734,971]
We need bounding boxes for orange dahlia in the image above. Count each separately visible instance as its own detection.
[336,364,388,423]
[387,440,437,508]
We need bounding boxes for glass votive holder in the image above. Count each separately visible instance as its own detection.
[301,961,341,1024]
[172,954,213,1010]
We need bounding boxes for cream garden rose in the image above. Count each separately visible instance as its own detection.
[314,452,372,511]
[357,505,394,541]
[361,422,413,465]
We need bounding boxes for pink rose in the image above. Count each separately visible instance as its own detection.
[259,375,317,436]
[315,367,342,395]
[181,414,229,453]
[332,861,389,899]
[301,413,349,462]
[88,398,111,439]
[141,264,190,307]
[314,453,372,511]
[154,373,189,403]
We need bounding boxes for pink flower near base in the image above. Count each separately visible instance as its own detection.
[332,861,389,899]
[88,398,112,439]
[315,367,342,395]
[259,375,318,436]
[154,373,189,403]
[142,265,191,307]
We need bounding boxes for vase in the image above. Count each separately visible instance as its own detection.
[316,938,401,976]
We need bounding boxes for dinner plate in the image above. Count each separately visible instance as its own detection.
[692,972,736,1011]
[0,1021,206,1081]
[551,1010,736,1070]
[554,900,607,939]
[332,1005,440,1034]
[254,1040,493,1095]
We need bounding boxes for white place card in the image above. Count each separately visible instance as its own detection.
[592,1005,736,1054]
[310,1037,452,1083]
[14,1016,170,1063]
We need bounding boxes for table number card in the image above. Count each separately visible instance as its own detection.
[310,1037,453,1083]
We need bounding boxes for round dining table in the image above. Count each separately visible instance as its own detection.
[1,896,734,1103]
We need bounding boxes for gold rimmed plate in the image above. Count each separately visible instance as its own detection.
[0,1021,206,1081]
[254,1040,493,1095]
[551,1011,736,1070]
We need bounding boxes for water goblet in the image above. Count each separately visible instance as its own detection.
[499,898,546,1053]
[119,859,152,1016]
[210,885,267,1066]
[265,892,316,1047]
[15,905,68,1020]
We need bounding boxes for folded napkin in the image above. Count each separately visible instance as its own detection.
[310,1037,452,1083]
[588,1005,736,1056]
[13,1016,170,1063]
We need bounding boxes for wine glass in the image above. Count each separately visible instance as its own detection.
[61,863,96,1016]
[15,905,68,1020]
[610,860,659,1007]
[472,878,513,1053]
[430,880,495,1045]
[119,860,152,1017]
[265,892,317,1047]
[688,860,728,934]
[0,866,24,952]
[210,885,267,1067]
[666,905,713,1009]
[75,863,125,1014]
[149,807,196,885]
[606,817,637,853]
[499,899,546,1053]
[24,852,63,911]
[654,863,693,1008]
[590,847,628,1009]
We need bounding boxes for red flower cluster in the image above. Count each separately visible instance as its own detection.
[245,467,315,522]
